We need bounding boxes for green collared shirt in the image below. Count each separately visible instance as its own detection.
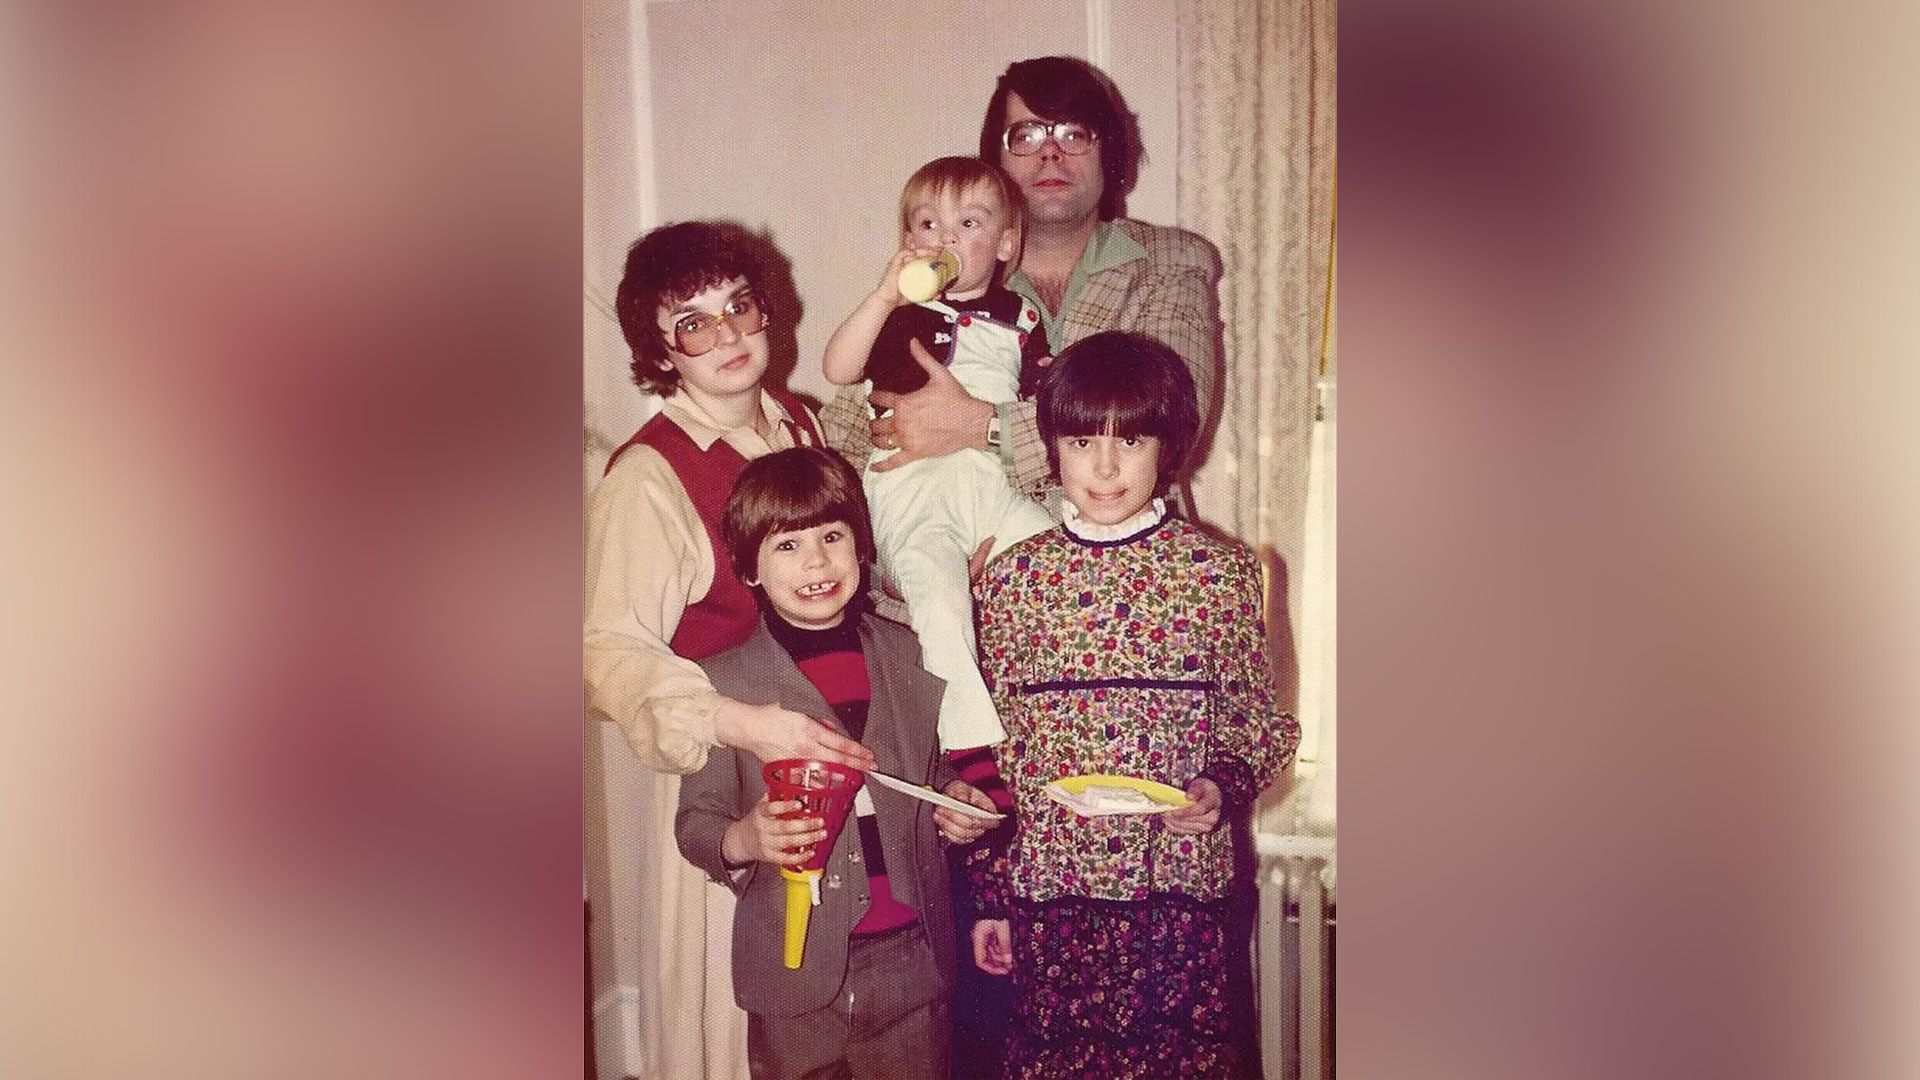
[1004,220,1148,349]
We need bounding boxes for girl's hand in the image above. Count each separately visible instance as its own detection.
[934,780,999,844]
[1162,777,1223,835]
[968,537,995,585]
[972,919,1014,975]
[721,796,826,867]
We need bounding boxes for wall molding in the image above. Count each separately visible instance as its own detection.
[1086,0,1112,70]
[629,0,657,231]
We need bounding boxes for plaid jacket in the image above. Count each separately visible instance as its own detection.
[819,219,1224,502]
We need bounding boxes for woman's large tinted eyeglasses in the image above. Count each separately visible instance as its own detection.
[1002,120,1097,157]
[662,292,769,357]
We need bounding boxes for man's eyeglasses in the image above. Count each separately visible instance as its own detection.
[1002,120,1097,157]
[662,292,769,357]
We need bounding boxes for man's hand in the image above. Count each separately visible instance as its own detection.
[722,795,825,867]
[715,700,876,771]
[867,339,994,471]
[934,780,1000,844]
[968,537,995,585]
[1162,776,1224,835]
[971,919,1014,975]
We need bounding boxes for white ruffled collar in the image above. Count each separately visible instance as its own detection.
[1061,497,1167,544]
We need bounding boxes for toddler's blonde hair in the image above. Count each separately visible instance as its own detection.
[896,157,1026,273]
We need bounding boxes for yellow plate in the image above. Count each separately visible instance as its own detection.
[1052,773,1192,808]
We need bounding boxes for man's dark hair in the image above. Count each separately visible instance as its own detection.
[978,56,1142,221]
[615,221,764,396]
[1036,331,1200,483]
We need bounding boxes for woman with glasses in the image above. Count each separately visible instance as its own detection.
[588,220,877,777]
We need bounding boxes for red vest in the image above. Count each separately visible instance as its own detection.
[604,389,822,660]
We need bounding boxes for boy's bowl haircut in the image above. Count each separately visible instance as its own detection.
[720,446,877,582]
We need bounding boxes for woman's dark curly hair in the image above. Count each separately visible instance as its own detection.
[615,222,764,396]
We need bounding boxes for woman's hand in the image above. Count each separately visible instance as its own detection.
[714,700,877,772]
[722,795,826,867]
[867,339,994,467]
[972,918,1014,975]
[934,780,999,844]
[1161,777,1223,835]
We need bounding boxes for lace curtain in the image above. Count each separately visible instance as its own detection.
[1177,0,1337,718]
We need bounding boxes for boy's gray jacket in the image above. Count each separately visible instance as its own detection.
[675,613,957,1016]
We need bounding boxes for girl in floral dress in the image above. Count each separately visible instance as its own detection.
[970,331,1299,1078]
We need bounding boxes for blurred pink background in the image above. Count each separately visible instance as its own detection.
[5,1,1918,1077]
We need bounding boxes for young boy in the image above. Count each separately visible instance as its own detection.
[675,446,998,1080]
[821,156,1055,778]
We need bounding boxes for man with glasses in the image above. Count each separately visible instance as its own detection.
[822,55,1224,515]
[588,220,876,776]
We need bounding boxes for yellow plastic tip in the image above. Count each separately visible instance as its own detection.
[781,870,816,969]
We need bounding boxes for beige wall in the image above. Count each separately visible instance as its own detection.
[589,0,1186,441]
[585,2,1188,1073]
[584,0,654,461]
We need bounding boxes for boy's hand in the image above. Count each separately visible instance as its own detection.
[934,780,999,844]
[868,339,994,469]
[971,919,1014,975]
[1162,777,1223,835]
[722,795,827,867]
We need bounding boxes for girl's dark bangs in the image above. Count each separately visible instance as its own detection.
[1050,387,1160,439]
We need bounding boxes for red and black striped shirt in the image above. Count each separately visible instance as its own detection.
[765,613,918,935]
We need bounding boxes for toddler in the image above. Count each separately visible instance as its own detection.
[823,156,1055,785]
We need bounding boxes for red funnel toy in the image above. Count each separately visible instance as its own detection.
[762,759,865,968]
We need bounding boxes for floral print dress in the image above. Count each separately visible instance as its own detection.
[973,501,1299,1078]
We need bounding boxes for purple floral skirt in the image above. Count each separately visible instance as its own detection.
[1004,893,1242,1079]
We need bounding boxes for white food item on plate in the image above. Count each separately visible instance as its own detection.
[1080,784,1156,811]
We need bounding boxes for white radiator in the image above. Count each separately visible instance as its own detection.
[1256,377,1335,1078]
[1255,828,1335,1080]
